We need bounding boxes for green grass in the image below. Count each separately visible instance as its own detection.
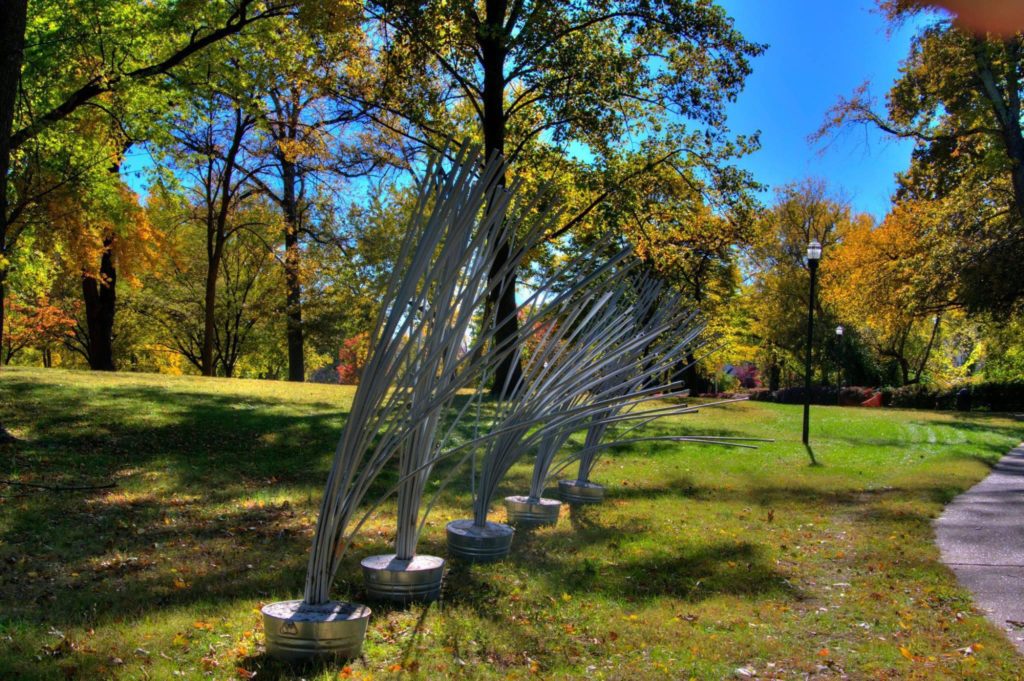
[1,366,1022,680]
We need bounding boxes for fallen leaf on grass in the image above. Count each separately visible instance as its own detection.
[899,646,913,660]
[236,668,256,679]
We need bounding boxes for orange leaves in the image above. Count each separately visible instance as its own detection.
[172,577,190,590]
[2,293,77,360]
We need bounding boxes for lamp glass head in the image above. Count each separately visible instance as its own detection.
[806,239,822,262]
[836,325,844,336]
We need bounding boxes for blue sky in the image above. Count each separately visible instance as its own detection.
[718,0,931,220]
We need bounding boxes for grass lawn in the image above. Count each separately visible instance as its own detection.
[1,366,1023,680]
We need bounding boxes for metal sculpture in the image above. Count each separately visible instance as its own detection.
[262,145,544,659]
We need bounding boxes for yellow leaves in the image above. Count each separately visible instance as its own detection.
[561,592,572,602]
[171,632,189,648]
[275,138,319,164]
[899,646,914,660]
[172,577,190,590]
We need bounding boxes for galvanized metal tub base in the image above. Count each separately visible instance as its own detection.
[558,479,605,504]
[446,519,514,563]
[360,553,445,603]
[504,495,561,527]
[261,600,371,662]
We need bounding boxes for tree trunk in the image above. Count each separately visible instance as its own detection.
[42,347,51,368]
[201,249,219,376]
[202,108,250,377]
[479,0,523,399]
[682,352,705,394]
[973,39,1024,218]
[281,159,304,382]
[81,237,117,371]
[0,274,6,368]
[0,0,29,369]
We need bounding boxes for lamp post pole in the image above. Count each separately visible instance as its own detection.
[802,240,822,445]
[835,325,844,389]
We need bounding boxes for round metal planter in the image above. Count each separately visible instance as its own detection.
[261,600,371,662]
[504,495,561,527]
[558,479,605,504]
[360,553,445,603]
[446,519,514,563]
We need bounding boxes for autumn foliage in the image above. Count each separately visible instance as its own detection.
[336,332,370,384]
[3,294,76,364]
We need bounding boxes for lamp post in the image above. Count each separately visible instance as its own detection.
[802,239,822,445]
[835,325,844,389]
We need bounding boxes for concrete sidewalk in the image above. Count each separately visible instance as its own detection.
[934,443,1024,655]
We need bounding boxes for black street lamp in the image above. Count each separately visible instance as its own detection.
[835,324,844,389]
[802,239,822,445]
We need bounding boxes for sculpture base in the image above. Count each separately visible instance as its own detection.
[360,554,444,603]
[558,479,605,504]
[446,519,514,563]
[261,600,371,662]
[504,495,561,526]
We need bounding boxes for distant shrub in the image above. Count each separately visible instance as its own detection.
[337,332,370,385]
[883,381,1024,412]
[966,381,1024,412]
[887,384,949,410]
[838,386,876,406]
[746,388,772,401]
[771,386,839,405]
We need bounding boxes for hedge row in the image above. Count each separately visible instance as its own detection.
[748,381,1024,412]
[883,381,1024,411]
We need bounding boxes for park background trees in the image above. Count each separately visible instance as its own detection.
[3,0,1024,395]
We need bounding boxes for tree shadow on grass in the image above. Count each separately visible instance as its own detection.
[513,533,802,605]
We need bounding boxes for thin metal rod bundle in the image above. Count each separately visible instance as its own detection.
[524,274,699,499]
[302,144,551,605]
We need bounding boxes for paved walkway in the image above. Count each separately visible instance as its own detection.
[934,443,1024,654]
